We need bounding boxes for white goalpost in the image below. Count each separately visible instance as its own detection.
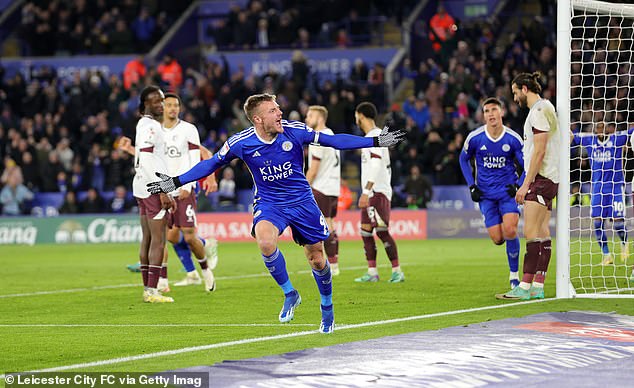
[558,0,634,298]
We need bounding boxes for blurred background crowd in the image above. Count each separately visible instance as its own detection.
[2,0,627,216]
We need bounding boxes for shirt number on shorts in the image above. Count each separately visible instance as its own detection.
[319,214,329,235]
[614,201,624,213]
[186,204,195,222]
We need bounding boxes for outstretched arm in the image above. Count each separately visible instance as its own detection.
[312,125,406,149]
[147,153,231,194]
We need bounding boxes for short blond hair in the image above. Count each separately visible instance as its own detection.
[243,93,276,123]
[308,105,328,122]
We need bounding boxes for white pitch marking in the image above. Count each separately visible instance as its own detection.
[0,298,550,378]
[0,264,405,299]
[0,323,314,328]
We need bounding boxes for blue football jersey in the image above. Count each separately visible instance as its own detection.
[573,130,633,189]
[462,126,524,199]
[214,120,319,206]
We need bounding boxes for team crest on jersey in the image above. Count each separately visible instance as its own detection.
[219,142,230,157]
[282,141,293,151]
[502,144,510,152]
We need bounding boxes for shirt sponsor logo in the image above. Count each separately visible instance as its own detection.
[483,155,507,168]
[259,161,293,181]
[592,150,612,162]
[166,146,182,157]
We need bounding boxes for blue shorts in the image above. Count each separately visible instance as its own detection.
[479,197,520,228]
[591,185,625,219]
[252,199,330,245]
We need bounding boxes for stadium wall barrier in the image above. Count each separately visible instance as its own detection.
[1,55,136,80]
[206,47,398,82]
[0,207,569,245]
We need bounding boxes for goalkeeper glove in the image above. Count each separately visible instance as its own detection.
[506,184,519,198]
[147,172,181,194]
[373,124,407,147]
[469,184,483,202]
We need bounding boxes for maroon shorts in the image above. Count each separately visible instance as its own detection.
[525,174,558,210]
[360,192,391,228]
[170,195,197,228]
[136,195,168,220]
[312,189,338,218]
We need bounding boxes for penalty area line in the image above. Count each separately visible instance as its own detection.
[0,298,550,378]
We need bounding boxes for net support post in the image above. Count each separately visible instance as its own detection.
[556,0,572,299]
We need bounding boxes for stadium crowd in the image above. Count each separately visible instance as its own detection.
[0,2,598,217]
[18,0,189,56]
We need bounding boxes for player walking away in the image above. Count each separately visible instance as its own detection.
[147,93,405,333]
[160,93,218,292]
[305,105,341,275]
[459,97,524,290]
[134,85,175,303]
[497,72,561,301]
[573,122,633,266]
[353,102,405,284]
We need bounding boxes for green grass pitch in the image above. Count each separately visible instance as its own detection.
[1,239,633,378]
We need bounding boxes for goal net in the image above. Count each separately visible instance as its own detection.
[563,0,634,297]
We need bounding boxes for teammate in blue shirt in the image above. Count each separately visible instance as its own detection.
[459,97,525,290]
[147,93,405,334]
[571,122,633,265]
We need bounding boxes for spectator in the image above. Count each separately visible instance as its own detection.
[157,53,183,90]
[434,138,463,185]
[108,185,133,213]
[429,4,456,53]
[123,56,147,90]
[294,28,311,49]
[218,167,237,205]
[104,149,131,190]
[350,58,369,82]
[131,7,156,52]
[403,93,431,131]
[233,11,255,48]
[56,138,74,171]
[271,12,294,46]
[59,191,80,214]
[80,188,104,213]
[337,180,354,211]
[1,167,34,215]
[40,152,64,192]
[20,151,40,191]
[404,165,433,209]
[56,171,69,193]
[256,18,270,48]
[109,19,134,54]
[69,160,86,191]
